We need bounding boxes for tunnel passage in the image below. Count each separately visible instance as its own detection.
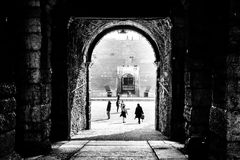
[63,18,174,138]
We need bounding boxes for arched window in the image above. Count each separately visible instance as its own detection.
[121,74,135,92]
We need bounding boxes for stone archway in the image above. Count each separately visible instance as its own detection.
[67,18,172,137]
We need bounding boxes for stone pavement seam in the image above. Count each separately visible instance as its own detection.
[147,141,160,160]
[68,140,90,160]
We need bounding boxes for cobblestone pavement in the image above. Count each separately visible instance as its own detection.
[26,100,188,159]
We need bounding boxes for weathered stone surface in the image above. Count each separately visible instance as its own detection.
[227,79,240,96]
[226,93,240,111]
[184,88,192,106]
[0,83,16,98]
[0,130,15,157]
[209,106,227,138]
[0,112,16,132]
[0,97,16,113]
[183,105,191,122]
[40,103,51,121]
[26,68,41,83]
[226,54,240,78]
[41,84,52,104]
[227,142,240,159]
[25,18,41,33]
[71,67,87,135]
[25,51,41,68]
[20,84,41,105]
[154,148,187,159]
[227,110,240,141]
[25,34,42,50]
[0,151,22,160]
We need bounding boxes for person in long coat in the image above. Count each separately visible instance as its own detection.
[135,103,144,124]
[120,104,128,123]
[106,101,111,119]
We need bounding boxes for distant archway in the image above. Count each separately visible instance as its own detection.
[67,17,172,137]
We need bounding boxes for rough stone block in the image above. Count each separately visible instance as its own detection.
[183,105,192,122]
[227,79,240,94]
[25,51,41,68]
[41,103,51,121]
[25,34,42,50]
[184,88,192,106]
[24,18,41,33]
[20,84,41,105]
[0,83,16,98]
[227,142,240,159]
[0,113,16,132]
[31,105,41,122]
[26,68,41,83]
[226,93,240,111]
[41,84,52,104]
[0,130,15,157]
[0,97,16,113]
[227,110,240,141]
[226,54,240,78]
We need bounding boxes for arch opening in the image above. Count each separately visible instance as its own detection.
[66,18,172,140]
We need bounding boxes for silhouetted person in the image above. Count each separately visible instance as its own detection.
[106,101,111,119]
[116,93,120,112]
[135,103,144,124]
[120,104,128,123]
[120,100,126,111]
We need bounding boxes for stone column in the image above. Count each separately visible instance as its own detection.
[16,0,51,156]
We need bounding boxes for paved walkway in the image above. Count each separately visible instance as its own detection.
[26,101,188,159]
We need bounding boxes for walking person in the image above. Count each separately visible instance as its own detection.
[116,93,120,112]
[120,104,128,123]
[120,100,125,111]
[135,103,144,124]
[106,100,111,119]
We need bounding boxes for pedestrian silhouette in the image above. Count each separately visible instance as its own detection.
[120,100,125,111]
[106,101,111,119]
[120,103,128,123]
[135,103,144,124]
[116,93,120,112]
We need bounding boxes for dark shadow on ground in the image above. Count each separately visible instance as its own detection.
[92,118,109,122]
[72,124,167,141]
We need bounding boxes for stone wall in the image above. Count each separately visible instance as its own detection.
[15,0,52,157]
[208,0,240,159]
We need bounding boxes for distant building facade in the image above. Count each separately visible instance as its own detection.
[90,32,156,97]
[116,65,140,97]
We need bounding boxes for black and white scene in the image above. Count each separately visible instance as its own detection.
[0,0,239,160]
